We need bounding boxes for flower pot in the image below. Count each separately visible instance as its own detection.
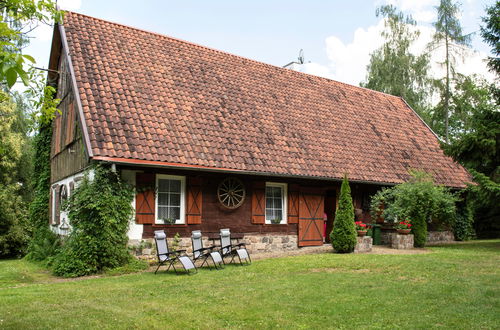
[357,230,367,237]
[397,229,411,235]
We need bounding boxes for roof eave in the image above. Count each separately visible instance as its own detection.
[58,23,94,159]
[92,155,410,187]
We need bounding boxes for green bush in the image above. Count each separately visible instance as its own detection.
[412,214,427,248]
[25,227,61,265]
[52,164,134,277]
[454,203,475,241]
[0,184,30,258]
[370,171,458,247]
[330,175,357,253]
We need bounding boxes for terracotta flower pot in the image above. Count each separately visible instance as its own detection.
[397,229,411,235]
[357,230,367,237]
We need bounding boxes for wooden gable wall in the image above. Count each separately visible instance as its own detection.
[50,51,89,183]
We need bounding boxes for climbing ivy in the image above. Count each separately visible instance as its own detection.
[25,121,62,262]
[52,164,134,277]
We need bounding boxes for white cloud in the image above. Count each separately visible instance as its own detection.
[301,62,334,79]
[302,20,385,85]
[302,13,495,88]
[57,0,82,10]
[412,10,435,23]
[382,0,438,22]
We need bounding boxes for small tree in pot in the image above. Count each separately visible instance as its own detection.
[330,175,357,253]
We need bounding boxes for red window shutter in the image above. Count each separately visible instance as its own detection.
[135,173,155,224]
[251,182,265,224]
[65,102,75,146]
[186,177,202,224]
[53,114,62,155]
[288,184,299,224]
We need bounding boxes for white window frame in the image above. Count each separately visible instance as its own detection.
[155,174,186,224]
[265,182,288,224]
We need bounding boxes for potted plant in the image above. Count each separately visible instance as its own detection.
[270,218,282,224]
[395,219,412,234]
[162,217,176,225]
[355,221,368,236]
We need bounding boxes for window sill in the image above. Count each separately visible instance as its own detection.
[265,223,288,226]
[152,223,188,228]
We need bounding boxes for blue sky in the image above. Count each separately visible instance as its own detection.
[27,0,496,86]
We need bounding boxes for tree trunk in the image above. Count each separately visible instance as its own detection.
[444,18,450,143]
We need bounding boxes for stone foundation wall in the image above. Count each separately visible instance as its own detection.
[354,236,372,253]
[382,230,455,245]
[130,234,299,257]
[427,231,454,243]
[390,234,414,249]
[381,231,394,245]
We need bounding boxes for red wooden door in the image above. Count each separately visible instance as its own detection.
[298,193,325,247]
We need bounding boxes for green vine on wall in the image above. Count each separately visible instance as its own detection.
[52,163,134,277]
[26,120,61,262]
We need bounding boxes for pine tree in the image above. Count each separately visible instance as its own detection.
[330,175,357,253]
[480,1,500,76]
[429,0,472,142]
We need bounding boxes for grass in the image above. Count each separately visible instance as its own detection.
[0,240,498,329]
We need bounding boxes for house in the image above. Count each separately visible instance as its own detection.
[46,12,470,252]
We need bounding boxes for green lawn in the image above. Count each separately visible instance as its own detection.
[0,240,498,329]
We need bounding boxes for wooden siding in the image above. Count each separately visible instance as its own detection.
[122,167,334,239]
[51,137,88,182]
[50,52,89,183]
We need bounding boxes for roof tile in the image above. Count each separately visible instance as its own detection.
[63,12,471,187]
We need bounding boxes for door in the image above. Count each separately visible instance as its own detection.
[298,192,325,247]
[324,190,336,243]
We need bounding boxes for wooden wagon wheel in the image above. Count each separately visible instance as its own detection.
[217,177,246,209]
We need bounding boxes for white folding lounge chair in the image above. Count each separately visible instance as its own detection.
[219,228,251,265]
[154,230,197,275]
[191,230,224,270]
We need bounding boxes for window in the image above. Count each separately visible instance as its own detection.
[155,175,185,224]
[265,182,287,224]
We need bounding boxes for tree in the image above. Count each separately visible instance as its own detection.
[0,0,61,88]
[481,1,500,75]
[0,90,29,257]
[429,0,472,142]
[361,5,431,117]
[442,76,499,237]
[330,175,357,253]
[442,75,498,173]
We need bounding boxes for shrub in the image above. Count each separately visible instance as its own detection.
[330,175,357,253]
[370,171,458,247]
[52,164,134,277]
[0,184,30,258]
[454,202,475,241]
[25,227,61,265]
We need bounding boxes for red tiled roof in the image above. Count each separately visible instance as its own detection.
[61,12,471,188]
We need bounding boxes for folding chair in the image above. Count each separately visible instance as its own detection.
[219,228,251,265]
[154,230,197,275]
[191,230,224,270]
